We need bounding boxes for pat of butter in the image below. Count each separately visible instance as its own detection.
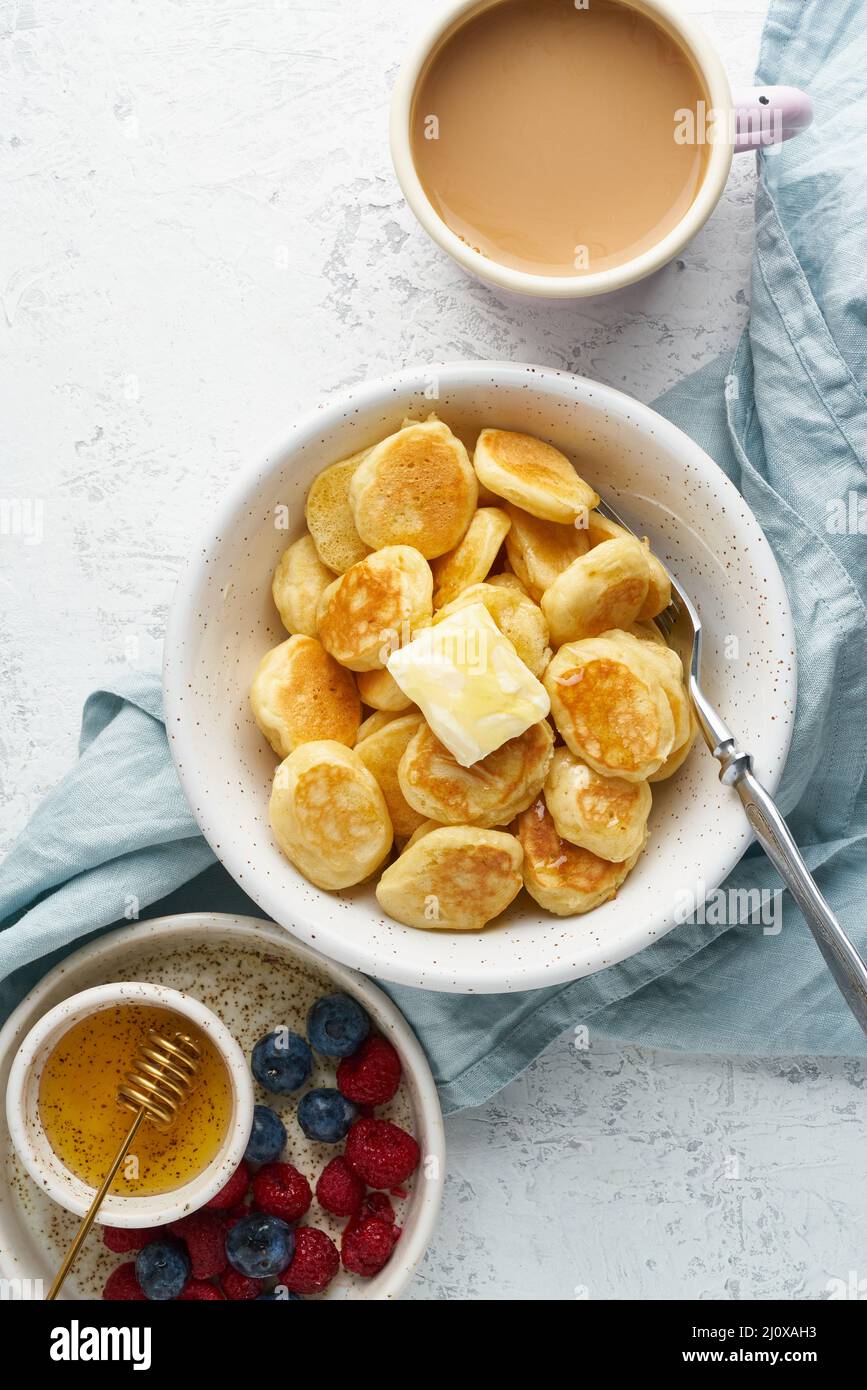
[387,602,550,767]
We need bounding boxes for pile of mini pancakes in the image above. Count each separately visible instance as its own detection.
[250,418,696,932]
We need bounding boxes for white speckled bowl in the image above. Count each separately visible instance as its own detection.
[163,362,796,994]
[0,915,445,1300]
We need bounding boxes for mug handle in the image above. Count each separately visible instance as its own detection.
[731,85,813,153]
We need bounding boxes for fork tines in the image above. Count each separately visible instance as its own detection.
[655,592,682,638]
[654,607,676,638]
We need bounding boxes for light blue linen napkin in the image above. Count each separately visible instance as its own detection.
[2,0,866,1112]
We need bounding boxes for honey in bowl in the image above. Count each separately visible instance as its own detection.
[38,1003,233,1197]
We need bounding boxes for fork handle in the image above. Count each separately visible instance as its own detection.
[716,747,867,1036]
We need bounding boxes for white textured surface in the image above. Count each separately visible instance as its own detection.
[1,0,864,1300]
[409,1040,867,1301]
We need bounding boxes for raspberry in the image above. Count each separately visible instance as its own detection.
[205,1163,250,1210]
[360,1191,395,1224]
[102,1262,147,1301]
[168,1210,228,1280]
[279,1227,339,1295]
[252,1163,312,1223]
[337,1036,402,1107]
[344,1118,420,1189]
[341,1215,399,1278]
[226,1203,255,1231]
[315,1156,364,1218]
[220,1268,262,1301]
[178,1280,225,1300]
[102,1225,162,1254]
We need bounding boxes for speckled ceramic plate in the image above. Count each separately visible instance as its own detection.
[0,913,445,1301]
[163,362,796,994]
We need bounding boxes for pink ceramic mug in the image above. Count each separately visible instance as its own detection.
[390,0,813,300]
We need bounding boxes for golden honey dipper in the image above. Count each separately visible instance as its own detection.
[46,1027,201,1301]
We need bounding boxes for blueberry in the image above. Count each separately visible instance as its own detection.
[297,1087,358,1143]
[244,1104,287,1165]
[135,1239,190,1301]
[306,993,370,1058]
[226,1213,295,1279]
[257,1290,301,1300]
[251,1029,313,1094]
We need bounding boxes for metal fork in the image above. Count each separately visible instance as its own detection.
[595,496,867,1036]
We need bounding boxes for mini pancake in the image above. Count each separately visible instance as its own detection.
[355,712,426,839]
[599,629,691,750]
[250,636,360,758]
[398,718,554,828]
[317,545,433,672]
[305,449,372,574]
[638,548,671,620]
[545,746,651,862]
[541,536,651,645]
[402,818,442,850]
[355,709,401,743]
[269,740,392,890]
[649,707,698,782]
[272,534,334,638]
[503,504,590,601]
[625,620,668,647]
[488,571,529,596]
[544,636,675,781]
[516,797,643,915]
[435,581,551,678]
[401,410,444,431]
[586,511,671,620]
[586,509,630,547]
[357,666,415,712]
[376,825,523,931]
[349,420,478,559]
[431,507,511,609]
[473,429,599,524]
